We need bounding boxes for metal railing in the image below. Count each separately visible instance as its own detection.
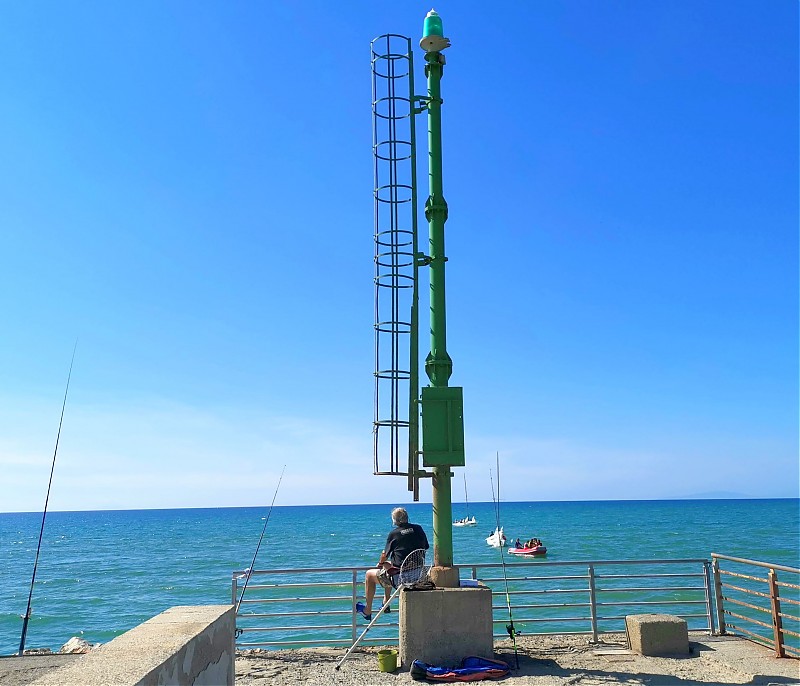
[232,558,714,649]
[712,553,800,658]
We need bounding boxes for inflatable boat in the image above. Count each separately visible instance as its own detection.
[508,544,547,556]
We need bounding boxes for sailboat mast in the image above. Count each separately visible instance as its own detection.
[463,473,470,518]
[496,452,500,521]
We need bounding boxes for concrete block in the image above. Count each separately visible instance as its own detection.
[31,605,235,685]
[400,586,494,667]
[626,614,689,656]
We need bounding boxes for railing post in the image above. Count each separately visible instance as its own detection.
[712,557,726,635]
[702,561,715,635]
[768,568,785,658]
[351,569,359,644]
[587,564,598,643]
[231,576,239,646]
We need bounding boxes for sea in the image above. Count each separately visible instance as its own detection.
[1,498,798,656]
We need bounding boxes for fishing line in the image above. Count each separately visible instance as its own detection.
[235,465,286,615]
[489,469,500,523]
[19,341,77,656]
[489,455,520,670]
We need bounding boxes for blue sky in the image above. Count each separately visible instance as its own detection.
[1,2,796,512]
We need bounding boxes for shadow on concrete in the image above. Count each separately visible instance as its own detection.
[505,653,800,685]
[495,644,800,686]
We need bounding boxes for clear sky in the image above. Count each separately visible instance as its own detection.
[1,2,797,512]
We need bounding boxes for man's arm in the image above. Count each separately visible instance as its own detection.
[383,531,395,560]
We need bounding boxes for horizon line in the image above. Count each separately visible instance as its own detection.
[3,495,798,516]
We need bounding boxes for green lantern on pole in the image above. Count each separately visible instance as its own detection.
[423,9,443,37]
[417,9,462,585]
[420,9,451,52]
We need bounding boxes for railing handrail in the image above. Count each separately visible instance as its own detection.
[233,557,715,650]
[712,553,800,575]
[712,554,799,659]
[233,557,711,579]
[460,558,710,567]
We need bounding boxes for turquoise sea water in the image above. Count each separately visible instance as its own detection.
[1,499,798,655]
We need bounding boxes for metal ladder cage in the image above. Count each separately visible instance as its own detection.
[371,34,420,497]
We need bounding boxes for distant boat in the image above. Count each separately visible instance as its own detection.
[453,474,477,527]
[486,526,506,547]
[508,543,547,556]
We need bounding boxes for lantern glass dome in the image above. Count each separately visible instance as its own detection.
[423,9,443,38]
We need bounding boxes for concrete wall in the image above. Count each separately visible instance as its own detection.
[400,586,494,667]
[31,605,235,686]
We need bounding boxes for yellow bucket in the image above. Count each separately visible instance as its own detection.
[377,648,398,672]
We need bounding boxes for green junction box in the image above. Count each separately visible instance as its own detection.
[421,386,465,467]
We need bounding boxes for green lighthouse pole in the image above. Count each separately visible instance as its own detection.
[419,10,463,588]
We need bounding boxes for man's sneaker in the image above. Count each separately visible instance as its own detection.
[355,601,371,621]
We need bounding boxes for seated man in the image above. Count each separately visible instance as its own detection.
[356,507,429,620]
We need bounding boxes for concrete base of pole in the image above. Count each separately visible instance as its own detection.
[429,565,460,588]
[399,586,494,667]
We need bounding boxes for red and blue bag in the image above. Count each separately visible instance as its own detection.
[410,655,510,682]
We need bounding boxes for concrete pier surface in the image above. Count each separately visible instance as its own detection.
[3,632,797,685]
[237,633,800,685]
[0,654,81,686]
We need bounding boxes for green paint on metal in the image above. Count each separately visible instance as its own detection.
[408,43,421,500]
[422,9,443,38]
[418,10,461,572]
[421,386,465,467]
[423,49,452,389]
[431,464,453,570]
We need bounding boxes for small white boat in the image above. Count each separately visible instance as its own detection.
[486,526,506,547]
[453,474,477,527]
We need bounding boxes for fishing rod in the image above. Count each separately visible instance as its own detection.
[463,473,471,521]
[19,342,77,656]
[235,465,286,614]
[489,456,520,670]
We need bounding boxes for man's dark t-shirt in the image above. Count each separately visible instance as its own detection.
[383,523,429,567]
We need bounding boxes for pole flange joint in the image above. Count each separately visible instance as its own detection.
[425,352,453,385]
[425,195,449,222]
